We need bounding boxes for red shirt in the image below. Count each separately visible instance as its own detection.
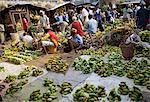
[48,30,58,47]
[22,18,29,30]
[72,21,85,36]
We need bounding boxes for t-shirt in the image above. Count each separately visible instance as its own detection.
[22,35,33,44]
[82,8,89,23]
[72,34,83,45]
[86,18,98,34]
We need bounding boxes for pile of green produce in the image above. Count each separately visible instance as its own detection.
[0,85,5,92]
[129,87,143,101]
[29,90,41,101]
[6,50,42,64]
[73,84,106,102]
[42,78,58,101]
[18,66,36,79]
[32,68,44,77]
[60,82,73,95]
[117,82,129,95]
[43,78,54,87]
[0,66,5,72]
[107,88,121,102]
[29,79,58,101]
[45,57,68,73]
[82,45,121,56]
[6,80,28,95]
[139,30,150,43]
[4,75,17,83]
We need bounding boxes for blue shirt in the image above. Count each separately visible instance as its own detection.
[86,18,98,34]
[72,34,83,45]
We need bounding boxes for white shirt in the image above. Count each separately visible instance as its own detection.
[22,35,33,44]
[89,9,94,15]
[86,18,98,34]
[82,8,89,24]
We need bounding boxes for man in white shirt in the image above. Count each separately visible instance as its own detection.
[39,10,50,32]
[81,7,89,25]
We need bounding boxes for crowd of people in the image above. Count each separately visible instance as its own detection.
[9,4,150,53]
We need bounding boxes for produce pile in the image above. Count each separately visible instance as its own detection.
[29,78,58,101]
[45,57,69,73]
[60,82,73,95]
[82,33,103,48]
[0,66,5,72]
[6,80,28,95]
[0,66,44,95]
[82,45,121,56]
[73,82,143,102]
[18,66,43,79]
[73,84,106,102]
[73,52,150,90]
[139,30,150,43]
[4,50,42,64]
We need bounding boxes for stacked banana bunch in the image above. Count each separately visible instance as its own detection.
[18,66,36,79]
[117,82,129,95]
[29,90,41,101]
[6,79,28,95]
[45,57,68,73]
[139,30,150,43]
[107,88,121,102]
[129,87,143,101]
[0,66,5,72]
[0,85,5,92]
[42,78,58,102]
[4,75,17,83]
[73,84,106,102]
[60,82,73,95]
[30,81,57,101]
[32,68,44,77]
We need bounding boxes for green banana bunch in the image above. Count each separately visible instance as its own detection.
[108,88,121,102]
[129,87,143,101]
[45,57,68,73]
[0,85,5,92]
[6,83,23,95]
[32,68,43,77]
[4,75,17,83]
[43,78,54,87]
[60,82,73,95]
[29,90,41,101]
[0,66,5,72]
[117,82,129,95]
[97,86,107,97]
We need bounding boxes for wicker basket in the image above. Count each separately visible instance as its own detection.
[120,43,135,60]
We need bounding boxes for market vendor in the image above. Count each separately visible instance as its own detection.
[40,27,58,53]
[68,28,83,52]
[70,16,85,36]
